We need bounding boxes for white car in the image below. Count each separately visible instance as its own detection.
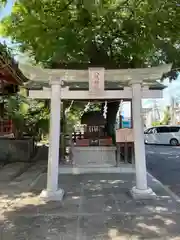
[144,125,180,146]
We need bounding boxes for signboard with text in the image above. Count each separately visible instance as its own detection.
[116,128,134,143]
[88,68,104,94]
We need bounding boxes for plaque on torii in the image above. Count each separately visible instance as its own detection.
[88,68,105,95]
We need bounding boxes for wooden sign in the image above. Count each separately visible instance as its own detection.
[116,128,134,143]
[89,68,104,94]
[84,125,105,139]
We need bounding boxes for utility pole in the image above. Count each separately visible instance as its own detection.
[152,100,160,122]
[170,97,177,125]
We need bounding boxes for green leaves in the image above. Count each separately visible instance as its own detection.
[161,106,171,125]
[4,89,50,138]
[0,0,180,70]
[0,0,7,9]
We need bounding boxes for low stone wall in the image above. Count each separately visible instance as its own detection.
[72,146,116,167]
[0,138,36,163]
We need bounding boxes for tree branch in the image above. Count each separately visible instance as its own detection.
[58,0,74,13]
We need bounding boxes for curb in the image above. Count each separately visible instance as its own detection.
[147,172,180,202]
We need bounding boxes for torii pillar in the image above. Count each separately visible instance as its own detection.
[131,81,156,199]
[40,78,64,201]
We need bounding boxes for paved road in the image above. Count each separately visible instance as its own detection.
[146,145,180,197]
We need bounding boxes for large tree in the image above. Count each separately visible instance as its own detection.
[0,0,179,69]
[0,0,180,138]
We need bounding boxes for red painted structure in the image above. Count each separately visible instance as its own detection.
[0,120,13,135]
[0,43,27,135]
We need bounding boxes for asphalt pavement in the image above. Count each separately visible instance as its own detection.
[146,144,180,197]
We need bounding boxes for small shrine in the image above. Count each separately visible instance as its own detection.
[71,108,116,167]
[76,111,112,147]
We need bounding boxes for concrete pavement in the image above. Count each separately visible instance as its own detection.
[0,145,180,239]
[1,172,180,239]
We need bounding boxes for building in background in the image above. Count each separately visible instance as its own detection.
[143,100,163,128]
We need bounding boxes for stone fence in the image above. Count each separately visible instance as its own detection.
[0,137,36,163]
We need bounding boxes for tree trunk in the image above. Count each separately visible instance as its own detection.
[0,102,4,118]
[102,101,120,144]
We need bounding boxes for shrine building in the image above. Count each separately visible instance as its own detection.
[0,43,27,136]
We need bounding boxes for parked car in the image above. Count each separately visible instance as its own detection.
[144,125,180,146]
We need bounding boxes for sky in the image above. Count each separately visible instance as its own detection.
[1,0,180,113]
[0,0,14,44]
[0,0,14,19]
[143,75,180,109]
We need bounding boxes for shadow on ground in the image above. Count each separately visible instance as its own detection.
[1,173,180,239]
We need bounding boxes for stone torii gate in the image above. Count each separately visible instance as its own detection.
[20,63,171,201]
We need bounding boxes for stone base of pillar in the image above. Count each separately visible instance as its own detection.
[130,186,156,200]
[40,188,64,201]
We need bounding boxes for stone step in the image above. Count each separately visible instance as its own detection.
[0,162,30,182]
[9,161,47,189]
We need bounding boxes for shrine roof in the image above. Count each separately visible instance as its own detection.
[0,43,28,85]
[81,111,106,125]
